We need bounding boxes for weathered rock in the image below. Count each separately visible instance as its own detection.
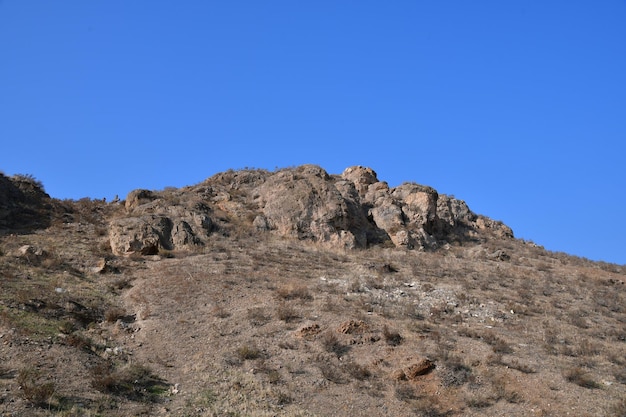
[125,189,157,212]
[296,323,322,339]
[391,183,438,232]
[337,320,369,334]
[252,215,270,231]
[475,216,514,238]
[404,358,435,380]
[12,245,47,262]
[341,166,379,197]
[92,258,110,274]
[437,195,475,228]
[255,165,373,249]
[487,249,510,261]
[368,198,404,233]
[109,189,214,255]
[109,216,168,255]
[107,165,515,254]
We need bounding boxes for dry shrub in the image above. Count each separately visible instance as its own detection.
[317,359,346,384]
[276,301,300,323]
[394,383,419,402]
[247,307,270,326]
[614,368,626,385]
[576,338,600,357]
[236,344,262,361]
[343,361,371,380]
[107,277,133,293]
[439,358,472,387]
[276,283,312,301]
[564,367,601,389]
[211,304,231,318]
[610,397,626,416]
[65,332,92,350]
[17,367,56,407]
[482,331,513,354]
[104,306,127,323]
[321,331,346,356]
[506,359,537,374]
[383,325,402,346]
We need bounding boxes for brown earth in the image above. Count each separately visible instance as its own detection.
[0,166,624,416]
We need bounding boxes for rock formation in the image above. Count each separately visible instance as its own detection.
[106,165,513,256]
[0,173,52,232]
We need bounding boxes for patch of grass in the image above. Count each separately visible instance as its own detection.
[104,306,127,323]
[91,362,169,402]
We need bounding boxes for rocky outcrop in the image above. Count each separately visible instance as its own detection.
[0,173,52,232]
[107,165,514,255]
[109,192,212,256]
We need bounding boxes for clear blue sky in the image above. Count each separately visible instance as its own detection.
[1,1,625,265]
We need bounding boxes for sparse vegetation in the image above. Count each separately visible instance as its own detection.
[236,344,263,361]
[17,367,56,407]
[0,167,624,416]
[565,367,601,389]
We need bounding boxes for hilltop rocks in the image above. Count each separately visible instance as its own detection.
[107,165,513,255]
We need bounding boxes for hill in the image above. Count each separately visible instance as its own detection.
[0,166,624,416]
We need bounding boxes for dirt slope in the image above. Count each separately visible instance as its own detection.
[0,166,624,416]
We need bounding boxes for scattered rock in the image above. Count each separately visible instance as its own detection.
[296,323,322,339]
[391,369,407,381]
[14,245,46,258]
[404,358,435,380]
[487,249,510,261]
[337,320,369,334]
[92,258,109,274]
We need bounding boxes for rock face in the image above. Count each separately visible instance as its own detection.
[109,191,212,256]
[107,165,514,255]
[0,173,51,232]
[255,165,374,249]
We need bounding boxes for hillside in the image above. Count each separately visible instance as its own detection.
[0,166,624,417]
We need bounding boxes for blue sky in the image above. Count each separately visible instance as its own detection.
[1,1,625,265]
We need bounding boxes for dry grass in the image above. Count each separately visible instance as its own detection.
[0,196,625,416]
